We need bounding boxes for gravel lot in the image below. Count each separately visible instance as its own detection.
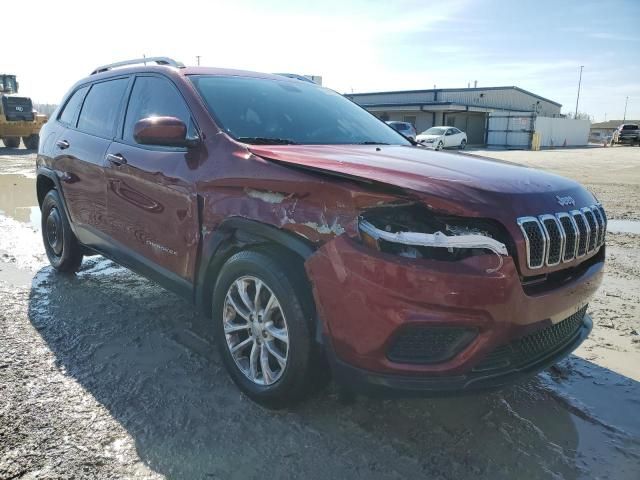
[1,146,639,479]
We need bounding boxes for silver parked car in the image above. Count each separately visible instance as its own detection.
[417,126,467,150]
[386,121,417,141]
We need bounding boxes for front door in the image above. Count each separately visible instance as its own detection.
[104,75,200,286]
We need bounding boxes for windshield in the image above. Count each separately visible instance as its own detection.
[0,75,18,93]
[422,127,447,135]
[622,124,638,130]
[189,75,410,146]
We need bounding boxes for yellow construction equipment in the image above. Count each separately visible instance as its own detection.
[0,74,47,149]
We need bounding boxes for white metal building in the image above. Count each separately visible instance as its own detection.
[347,86,563,146]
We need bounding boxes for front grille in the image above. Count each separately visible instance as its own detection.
[1,95,34,121]
[572,212,589,256]
[540,215,562,265]
[517,204,605,269]
[387,326,477,364]
[518,218,545,268]
[582,208,598,252]
[557,214,577,261]
[473,305,588,373]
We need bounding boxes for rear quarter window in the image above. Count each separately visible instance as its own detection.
[77,78,129,138]
[58,86,89,127]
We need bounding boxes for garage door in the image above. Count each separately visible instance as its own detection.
[444,113,486,145]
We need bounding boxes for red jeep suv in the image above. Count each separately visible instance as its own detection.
[36,58,605,406]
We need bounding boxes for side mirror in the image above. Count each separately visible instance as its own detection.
[134,116,198,148]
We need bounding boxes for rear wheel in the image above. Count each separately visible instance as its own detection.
[212,249,317,408]
[2,137,20,148]
[23,134,39,150]
[459,139,467,150]
[41,190,83,272]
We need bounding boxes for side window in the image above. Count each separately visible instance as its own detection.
[123,76,191,144]
[77,78,129,138]
[58,86,89,127]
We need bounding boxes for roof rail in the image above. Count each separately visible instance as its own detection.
[90,57,185,75]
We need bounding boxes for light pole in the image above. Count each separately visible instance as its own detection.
[574,65,584,118]
[623,96,629,121]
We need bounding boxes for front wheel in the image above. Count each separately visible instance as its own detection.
[212,249,317,408]
[41,190,83,272]
[459,139,467,150]
[436,141,444,150]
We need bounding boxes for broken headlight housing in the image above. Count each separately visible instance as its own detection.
[358,205,510,270]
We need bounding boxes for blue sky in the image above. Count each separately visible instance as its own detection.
[3,0,639,120]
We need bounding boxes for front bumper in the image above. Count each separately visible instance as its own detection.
[305,235,603,389]
[328,313,592,395]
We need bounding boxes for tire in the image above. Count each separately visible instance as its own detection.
[459,139,467,150]
[2,136,20,148]
[212,249,317,408]
[23,134,39,150]
[41,189,83,272]
[436,141,444,150]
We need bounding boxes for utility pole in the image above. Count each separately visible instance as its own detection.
[196,56,201,66]
[574,65,584,118]
[623,96,629,121]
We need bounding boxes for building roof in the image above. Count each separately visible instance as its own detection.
[348,86,562,108]
[590,120,640,129]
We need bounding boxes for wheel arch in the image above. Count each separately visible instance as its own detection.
[36,172,57,208]
[195,217,317,320]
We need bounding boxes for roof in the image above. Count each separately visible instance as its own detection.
[348,86,562,107]
[83,63,313,84]
[590,120,640,129]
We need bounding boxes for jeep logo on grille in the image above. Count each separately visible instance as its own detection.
[556,195,575,206]
[15,106,24,112]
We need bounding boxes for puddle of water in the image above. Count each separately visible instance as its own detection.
[0,174,40,230]
[607,219,640,234]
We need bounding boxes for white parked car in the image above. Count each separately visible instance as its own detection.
[417,126,467,150]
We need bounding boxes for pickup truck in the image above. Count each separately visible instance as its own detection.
[612,123,640,145]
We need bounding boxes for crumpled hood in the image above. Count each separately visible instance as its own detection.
[248,144,596,217]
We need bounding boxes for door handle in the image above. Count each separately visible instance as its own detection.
[106,153,127,166]
[56,139,70,150]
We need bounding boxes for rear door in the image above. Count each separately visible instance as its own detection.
[103,74,200,288]
[52,78,129,244]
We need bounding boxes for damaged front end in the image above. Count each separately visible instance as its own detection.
[356,204,511,273]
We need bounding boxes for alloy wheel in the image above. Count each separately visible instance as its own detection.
[223,275,289,386]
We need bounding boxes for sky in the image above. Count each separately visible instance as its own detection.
[2,0,639,121]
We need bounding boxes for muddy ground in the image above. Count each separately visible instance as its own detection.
[1,146,639,479]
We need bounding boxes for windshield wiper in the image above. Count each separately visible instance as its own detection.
[236,137,298,145]
[358,141,390,145]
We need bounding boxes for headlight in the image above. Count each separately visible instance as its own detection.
[358,205,509,271]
